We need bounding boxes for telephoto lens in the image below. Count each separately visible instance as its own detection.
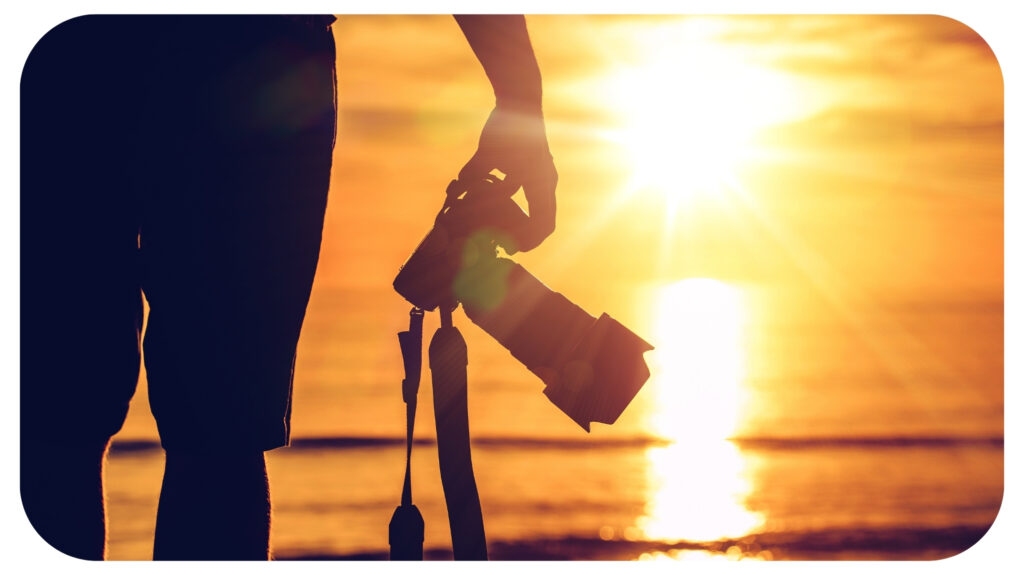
[461,258,653,431]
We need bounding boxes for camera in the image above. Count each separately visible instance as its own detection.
[393,177,652,431]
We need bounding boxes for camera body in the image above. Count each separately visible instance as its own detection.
[394,178,652,431]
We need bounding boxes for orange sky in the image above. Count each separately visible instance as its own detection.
[323,15,1002,305]
[317,15,1003,442]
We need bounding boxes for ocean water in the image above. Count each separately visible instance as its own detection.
[105,437,1001,561]
[101,285,1003,561]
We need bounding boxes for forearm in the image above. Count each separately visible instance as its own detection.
[454,15,543,111]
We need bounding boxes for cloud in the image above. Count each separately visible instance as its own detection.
[711,15,998,83]
[759,106,1002,149]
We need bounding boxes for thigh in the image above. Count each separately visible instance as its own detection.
[139,17,337,452]
[21,16,145,445]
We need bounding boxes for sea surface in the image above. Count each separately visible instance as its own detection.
[105,436,1001,561]
[102,285,1003,561]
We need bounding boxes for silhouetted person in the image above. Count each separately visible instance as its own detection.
[20,15,555,560]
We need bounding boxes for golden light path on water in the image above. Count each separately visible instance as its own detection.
[593,19,797,552]
[635,278,765,545]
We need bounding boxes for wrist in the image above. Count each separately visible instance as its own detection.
[495,87,543,114]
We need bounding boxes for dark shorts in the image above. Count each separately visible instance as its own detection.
[21,16,337,452]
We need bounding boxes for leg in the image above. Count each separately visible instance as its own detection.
[20,16,145,560]
[20,442,112,561]
[153,451,270,560]
[139,16,337,560]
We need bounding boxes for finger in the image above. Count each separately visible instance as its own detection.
[458,151,491,183]
[521,163,557,214]
[462,156,523,198]
[496,173,522,197]
[517,178,556,251]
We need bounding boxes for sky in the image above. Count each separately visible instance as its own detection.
[323,15,1002,309]
[304,15,1004,444]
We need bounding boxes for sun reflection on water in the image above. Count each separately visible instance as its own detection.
[635,278,764,544]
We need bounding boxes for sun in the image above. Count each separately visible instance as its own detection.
[611,63,746,204]
[602,20,804,208]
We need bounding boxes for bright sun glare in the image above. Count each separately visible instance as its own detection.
[636,278,763,543]
[650,278,746,442]
[605,20,804,209]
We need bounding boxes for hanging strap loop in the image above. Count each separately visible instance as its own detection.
[430,318,488,560]
[391,305,487,560]
[390,307,426,561]
[398,307,425,506]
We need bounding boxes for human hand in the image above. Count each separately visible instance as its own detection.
[458,105,557,252]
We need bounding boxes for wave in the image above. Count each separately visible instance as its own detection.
[108,434,1003,455]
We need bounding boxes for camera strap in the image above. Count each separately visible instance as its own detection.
[430,308,488,560]
[398,307,425,506]
[389,307,426,560]
[391,303,488,560]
